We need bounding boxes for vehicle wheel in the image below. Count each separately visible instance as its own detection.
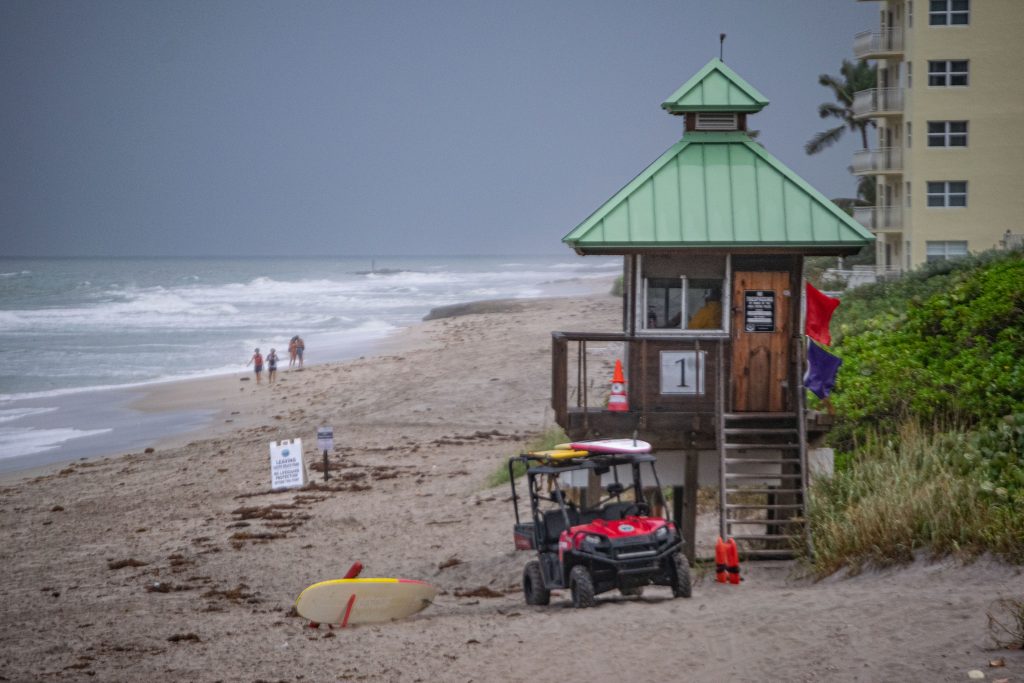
[619,585,644,598]
[569,565,596,608]
[523,561,550,606]
[670,553,692,598]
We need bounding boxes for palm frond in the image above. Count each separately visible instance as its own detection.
[818,103,847,120]
[805,126,845,155]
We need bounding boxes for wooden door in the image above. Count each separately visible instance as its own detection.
[730,271,791,412]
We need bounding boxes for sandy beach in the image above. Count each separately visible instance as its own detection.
[1,291,1022,682]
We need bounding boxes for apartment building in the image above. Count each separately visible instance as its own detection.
[851,0,1024,272]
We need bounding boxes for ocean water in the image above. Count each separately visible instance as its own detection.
[0,255,617,470]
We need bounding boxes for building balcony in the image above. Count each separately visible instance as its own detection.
[853,28,904,60]
[851,147,903,176]
[852,205,903,233]
[824,265,903,288]
[852,87,904,119]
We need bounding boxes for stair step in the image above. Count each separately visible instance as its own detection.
[736,548,798,558]
[723,427,798,435]
[725,488,803,495]
[724,412,797,420]
[726,504,804,510]
[725,473,803,480]
[728,533,801,541]
[727,517,805,525]
[724,458,801,464]
[724,443,799,450]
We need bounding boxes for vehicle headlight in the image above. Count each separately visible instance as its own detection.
[584,534,605,545]
[655,526,669,539]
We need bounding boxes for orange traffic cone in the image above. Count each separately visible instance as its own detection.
[607,359,628,412]
[726,537,741,585]
[714,537,728,583]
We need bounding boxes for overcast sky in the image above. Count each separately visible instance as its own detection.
[1,0,875,257]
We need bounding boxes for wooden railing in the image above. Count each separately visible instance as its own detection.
[551,331,728,442]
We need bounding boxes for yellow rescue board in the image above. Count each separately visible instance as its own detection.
[527,449,590,460]
[294,578,437,625]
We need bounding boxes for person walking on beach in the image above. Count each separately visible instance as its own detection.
[266,348,279,384]
[295,335,305,368]
[247,348,264,384]
[288,337,298,368]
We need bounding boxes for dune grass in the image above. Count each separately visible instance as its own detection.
[486,426,568,489]
[803,421,1024,577]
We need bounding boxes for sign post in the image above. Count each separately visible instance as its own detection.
[269,438,305,491]
[317,427,334,482]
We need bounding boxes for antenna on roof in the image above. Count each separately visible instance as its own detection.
[719,33,726,61]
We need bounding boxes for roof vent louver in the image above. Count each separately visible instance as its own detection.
[694,113,738,131]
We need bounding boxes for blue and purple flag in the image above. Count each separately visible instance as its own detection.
[804,340,843,399]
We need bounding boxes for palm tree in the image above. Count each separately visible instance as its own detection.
[805,59,877,155]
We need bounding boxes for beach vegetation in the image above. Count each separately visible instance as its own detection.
[988,597,1024,650]
[610,275,624,297]
[803,419,1024,577]
[818,249,1024,452]
[804,249,1024,575]
[486,426,568,488]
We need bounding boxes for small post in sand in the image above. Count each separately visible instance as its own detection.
[317,426,334,482]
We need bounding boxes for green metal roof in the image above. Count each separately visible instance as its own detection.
[661,58,769,114]
[563,132,875,253]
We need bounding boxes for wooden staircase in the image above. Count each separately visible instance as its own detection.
[718,411,809,559]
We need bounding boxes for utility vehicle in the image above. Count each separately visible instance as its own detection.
[508,450,691,607]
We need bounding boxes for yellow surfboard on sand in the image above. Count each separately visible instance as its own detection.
[295,578,437,626]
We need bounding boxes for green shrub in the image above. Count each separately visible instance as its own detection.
[486,426,568,488]
[825,252,1024,450]
[610,275,624,297]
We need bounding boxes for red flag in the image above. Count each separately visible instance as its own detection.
[805,283,840,347]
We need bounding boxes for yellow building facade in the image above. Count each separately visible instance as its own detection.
[852,0,1024,272]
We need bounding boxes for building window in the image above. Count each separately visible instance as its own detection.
[928,60,969,86]
[926,240,969,261]
[926,181,967,207]
[906,121,912,148]
[907,61,912,88]
[908,1,913,28]
[641,254,727,332]
[927,121,968,147]
[906,181,912,208]
[929,0,969,25]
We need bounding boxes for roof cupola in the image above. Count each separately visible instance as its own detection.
[660,58,769,133]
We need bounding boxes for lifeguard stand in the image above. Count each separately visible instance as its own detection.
[552,59,874,559]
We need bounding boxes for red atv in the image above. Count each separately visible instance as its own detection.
[508,451,691,607]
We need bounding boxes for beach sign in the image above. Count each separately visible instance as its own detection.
[270,438,305,490]
[317,427,333,452]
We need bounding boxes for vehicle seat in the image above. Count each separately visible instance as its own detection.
[542,509,579,547]
[603,502,638,520]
